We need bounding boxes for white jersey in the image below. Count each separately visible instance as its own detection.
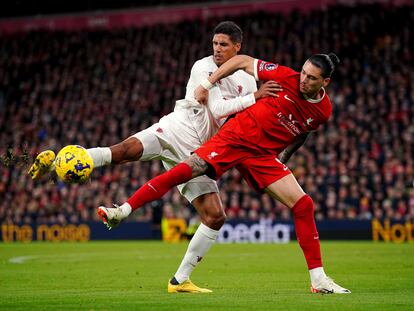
[174,55,257,144]
[133,55,257,202]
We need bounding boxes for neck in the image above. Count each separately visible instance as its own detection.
[303,87,325,103]
[306,89,321,99]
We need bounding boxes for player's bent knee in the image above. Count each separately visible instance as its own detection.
[292,194,314,216]
[202,212,226,231]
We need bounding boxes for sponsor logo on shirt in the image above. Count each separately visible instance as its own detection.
[288,114,299,125]
[277,112,301,136]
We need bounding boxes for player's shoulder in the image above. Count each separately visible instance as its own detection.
[277,64,298,75]
[232,67,256,83]
[191,56,216,72]
[257,60,297,77]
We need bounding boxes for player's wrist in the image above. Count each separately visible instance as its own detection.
[201,78,213,90]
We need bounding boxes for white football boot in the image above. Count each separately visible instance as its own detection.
[311,276,351,294]
[97,204,125,230]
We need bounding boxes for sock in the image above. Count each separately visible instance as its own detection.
[119,202,132,218]
[309,267,327,286]
[127,163,192,211]
[292,194,323,270]
[87,147,112,167]
[173,223,219,284]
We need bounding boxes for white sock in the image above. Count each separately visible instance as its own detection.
[86,147,112,168]
[119,202,132,218]
[309,267,327,285]
[174,223,219,284]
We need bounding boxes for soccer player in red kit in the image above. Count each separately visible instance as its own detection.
[98,53,351,294]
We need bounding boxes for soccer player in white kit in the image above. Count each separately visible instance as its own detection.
[28,21,281,293]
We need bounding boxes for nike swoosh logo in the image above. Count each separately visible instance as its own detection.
[284,94,295,103]
[147,183,157,192]
[321,288,334,294]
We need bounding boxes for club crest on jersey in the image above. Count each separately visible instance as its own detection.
[238,85,243,94]
[265,63,278,71]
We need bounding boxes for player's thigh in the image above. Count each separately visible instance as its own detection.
[265,174,306,209]
[131,127,166,161]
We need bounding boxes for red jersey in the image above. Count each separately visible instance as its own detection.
[216,59,332,155]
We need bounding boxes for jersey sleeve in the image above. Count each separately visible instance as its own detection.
[254,59,292,82]
[207,87,256,119]
[191,59,256,120]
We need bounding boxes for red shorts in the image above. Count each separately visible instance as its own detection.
[195,137,291,192]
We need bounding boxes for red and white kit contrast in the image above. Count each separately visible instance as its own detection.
[195,59,332,191]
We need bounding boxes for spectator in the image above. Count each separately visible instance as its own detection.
[0,4,413,224]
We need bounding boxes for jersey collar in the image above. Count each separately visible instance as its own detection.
[303,87,326,103]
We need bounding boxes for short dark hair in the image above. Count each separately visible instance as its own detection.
[213,21,243,44]
[308,53,340,78]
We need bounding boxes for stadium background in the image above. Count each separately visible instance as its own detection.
[0,0,413,242]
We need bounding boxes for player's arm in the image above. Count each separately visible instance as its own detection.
[190,59,280,118]
[208,81,282,119]
[195,55,281,105]
[209,55,256,82]
[189,60,257,118]
[194,55,254,105]
[279,132,310,164]
[207,86,255,119]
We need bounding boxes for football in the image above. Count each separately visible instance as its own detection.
[55,145,94,184]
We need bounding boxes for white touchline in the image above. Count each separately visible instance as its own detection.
[8,256,38,264]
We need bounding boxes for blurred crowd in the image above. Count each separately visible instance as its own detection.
[1,4,413,225]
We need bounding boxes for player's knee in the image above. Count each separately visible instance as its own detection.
[292,194,314,217]
[202,210,226,230]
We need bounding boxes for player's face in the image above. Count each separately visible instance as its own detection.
[299,61,331,98]
[212,34,241,66]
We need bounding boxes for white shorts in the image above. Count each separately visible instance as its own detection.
[131,112,219,203]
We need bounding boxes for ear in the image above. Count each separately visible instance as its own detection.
[234,43,241,52]
[323,77,331,88]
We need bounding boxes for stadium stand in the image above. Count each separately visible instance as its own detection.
[0,4,413,226]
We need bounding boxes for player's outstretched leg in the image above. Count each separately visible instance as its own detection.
[28,146,112,180]
[28,150,56,179]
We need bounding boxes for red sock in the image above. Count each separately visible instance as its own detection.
[127,163,193,211]
[292,194,322,270]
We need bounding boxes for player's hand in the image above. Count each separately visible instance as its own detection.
[194,85,209,105]
[254,81,283,100]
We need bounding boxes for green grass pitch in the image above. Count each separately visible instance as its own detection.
[0,241,413,310]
